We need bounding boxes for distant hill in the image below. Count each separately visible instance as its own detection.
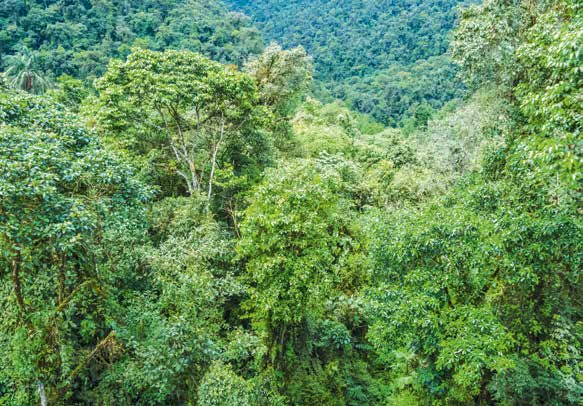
[228,0,476,125]
[1,0,476,125]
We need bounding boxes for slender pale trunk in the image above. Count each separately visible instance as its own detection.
[37,382,47,406]
[159,105,200,195]
[171,143,198,195]
[207,116,225,204]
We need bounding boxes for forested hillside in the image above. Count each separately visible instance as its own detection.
[0,0,263,82]
[0,0,581,404]
[228,0,475,125]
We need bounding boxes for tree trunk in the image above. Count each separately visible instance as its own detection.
[37,381,47,406]
[207,117,225,205]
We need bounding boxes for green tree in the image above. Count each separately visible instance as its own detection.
[237,159,368,366]
[245,43,313,118]
[198,362,253,406]
[95,48,261,200]
[87,196,242,404]
[0,88,149,404]
[245,43,313,150]
[4,48,49,93]
[47,75,89,111]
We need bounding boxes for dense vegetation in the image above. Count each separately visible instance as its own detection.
[0,0,263,83]
[230,0,467,79]
[228,0,475,125]
[0,0,581,404]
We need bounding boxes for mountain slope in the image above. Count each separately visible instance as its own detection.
[230,0,467,79]
[0,0,264,81]
[228,0,476,125]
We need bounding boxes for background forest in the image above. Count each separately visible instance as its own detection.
[0,0,581,405]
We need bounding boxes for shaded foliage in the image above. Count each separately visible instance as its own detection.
[0,0,263,83]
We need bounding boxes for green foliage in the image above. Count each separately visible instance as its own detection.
[235,157,396,404]
[451,0,531,88]
[1,0,580,404]
[231,0,471,80]
[244,43,314,151]
[368,1,582,403]
[47,75,89,111]
[230,0,475,124]
[338,55,466,126]
[369,174,581,403]
[292,99,391,156]
[514,0,582,197]
[412,89,509,178]
[198,362,253,406]
[238,159,366,328]
[245,43,313,118]
[89,196,242,404]
[94,48,265,199]
[3,48,49,93]
[0,0,264,83]
[0,88,149,404]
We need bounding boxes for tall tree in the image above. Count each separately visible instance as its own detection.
[95,48,260,200]
[245,43,313,118]
[237,159,367,366]
[244,43,313,149]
